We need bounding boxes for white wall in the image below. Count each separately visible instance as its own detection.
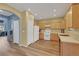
[13,20,20,44]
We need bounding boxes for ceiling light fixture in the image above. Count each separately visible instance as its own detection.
[53,14,56,17]
[39,16,42,19]
[35,13,38,16]
[0,10,3,12]
[28,8,31,11]
[53,9,56,12]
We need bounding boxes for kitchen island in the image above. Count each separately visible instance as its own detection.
[58,33,79,56]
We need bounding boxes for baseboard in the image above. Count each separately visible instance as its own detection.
[19,44,28,47]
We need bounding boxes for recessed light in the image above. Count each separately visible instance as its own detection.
[53,9,56,12]
[35,13,38,16]
[28,8,31,11]
[0,10,3,12]
[53,14,56,16]
[39,16,42,19]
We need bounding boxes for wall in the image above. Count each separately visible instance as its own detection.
[0,4,26,45]
[9,14,19,30]
[20,11,27,45]
[0,14,19,31]
[0,15,8,31]
[20,11,34,46]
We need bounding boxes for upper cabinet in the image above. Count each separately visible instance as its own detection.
[72,4,79,28]
[64,7,72,29]
[38,20,45,29]
[65,4,79,29]
[60,20,66,29]
[37,18,66,30]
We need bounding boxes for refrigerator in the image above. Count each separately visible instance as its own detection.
[33,25,39,43]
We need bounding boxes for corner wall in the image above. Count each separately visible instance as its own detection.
[0,3,23,45]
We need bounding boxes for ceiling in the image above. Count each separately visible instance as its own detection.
[7,3,71,20]
[0,10,13,17]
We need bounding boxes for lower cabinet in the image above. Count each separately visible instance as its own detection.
[60,42,79,56]
[39,32,44,40]
[50,33,59,42]
[39,33,59,42]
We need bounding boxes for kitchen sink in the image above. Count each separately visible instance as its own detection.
[60,34,69,36]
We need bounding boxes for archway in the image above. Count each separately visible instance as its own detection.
[0,4,21,44]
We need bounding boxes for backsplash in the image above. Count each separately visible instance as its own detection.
[40,29,61,33]
[66,28,79,39]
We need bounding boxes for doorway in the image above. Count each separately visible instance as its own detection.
[0,9,20,44]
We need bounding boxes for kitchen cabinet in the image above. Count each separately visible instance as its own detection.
[50,20,62,29]
[64,7,72,29]
[60,20,66,29]
[39,32,44,40]
[50,33,59,42]
[65,4,79,29]
[72,4,79,28]
[51,22,60,29]
[37,18,65,29]
[38,21,45,29]
[60,42,79,56]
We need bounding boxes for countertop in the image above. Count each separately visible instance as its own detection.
[58,33,79,44]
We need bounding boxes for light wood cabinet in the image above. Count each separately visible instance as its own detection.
[72,4,79,28]
[39,32,44,40]
[38,19,65,29]
[60,20,66,29]
[50,22,59,29]
[64,7,72,29]
[65,4,79,29]
[60,42,79,56]
[38,21,45,29]
[50,33,59,42]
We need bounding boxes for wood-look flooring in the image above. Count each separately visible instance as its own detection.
[0,40,59,56]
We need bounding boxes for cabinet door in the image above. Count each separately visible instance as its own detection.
[38,21,45,29]
[50,33,59,41]
[72,4,79,28]
[65,13,72,28]
[34,26,39,42]
[39,32,44,40]
[60,20,66,29]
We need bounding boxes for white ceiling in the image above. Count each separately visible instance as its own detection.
[8,3,71,20]
[0,10,13,16]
